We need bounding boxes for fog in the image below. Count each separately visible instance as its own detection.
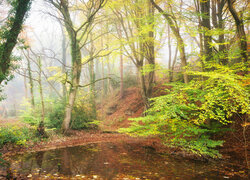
[0,0,195,115]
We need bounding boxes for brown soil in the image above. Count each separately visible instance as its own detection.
[99,87,144,131]
[218,118,250,168]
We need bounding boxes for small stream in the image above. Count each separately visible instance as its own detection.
[2,142,248,179]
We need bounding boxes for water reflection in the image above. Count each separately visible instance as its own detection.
[5,142,247,179]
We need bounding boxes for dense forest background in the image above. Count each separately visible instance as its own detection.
[0,0,249,170]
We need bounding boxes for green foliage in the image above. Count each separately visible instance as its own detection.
[0,126,35,148]
[45,99,97,130]
[70,100,97,130]
[20,95,97,130]
[0,0,32,84]
[46,102,65,129]
[120,63,249,158]
[20,100,45,126]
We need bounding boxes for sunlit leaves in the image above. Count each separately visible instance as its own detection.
[47,66,67,84]
[120,62,249,158]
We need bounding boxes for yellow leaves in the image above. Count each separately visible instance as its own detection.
[47,66,66,83]
[98,49,113,59]
[240,78,250,87]
[241,122,250,127]
[81,55,91,64]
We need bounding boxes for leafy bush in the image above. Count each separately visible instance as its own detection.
[46,99,96,130]
[70,100,97,130]
[20,100,45,126]
[46,102,65,129]
[20,96,97,130]
[120,63,249,158]
[0,126,35,148]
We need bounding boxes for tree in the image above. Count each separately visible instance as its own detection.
[0,0,31,84]
[111,0,157,109]
[24,51,35,107]
[116,24,124,98]
[227,0,248,64]
[150,0,189,83]
[200,0,213,63]
[212,0,227,65]
[49,0,106,132]
[37,56,46,136]
[58,21,68,101]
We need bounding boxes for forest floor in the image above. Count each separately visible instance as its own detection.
[0,85,249,173]
[98,85,249,170]
[0,118,165,158]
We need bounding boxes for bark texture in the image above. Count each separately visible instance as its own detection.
[0,0,31,84]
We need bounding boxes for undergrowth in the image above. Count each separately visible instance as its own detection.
[119,63,250,158]
[0,126,35,148]
[20,97,97,131]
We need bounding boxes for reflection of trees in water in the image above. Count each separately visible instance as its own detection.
[35,151,44,175]
[59,149,72,176]
[9,142,234,179]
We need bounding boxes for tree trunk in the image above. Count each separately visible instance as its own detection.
[150,0,188,83]
[61,26,67,101]
[138,65,150,110]
[101,32,105,117]
[138,39,150,110]
[120,47,124,98]
[106,28,113,94]
[27,56,35,107]
[146,0,155,88]
[37,57,46,137]
[194,0,204,68]
[118,25,124,98]
[62,87,77,131]
[89,59,96,117]
[0,0,31,84]
[200,0,213,62]
[227,0,248,64]
[59,1,82,133]
[171,46,178,81]
[62,47,82,132]
[88,36,96,118]
[146,0,155,96]
[107,59,113,93]
[23,70,28,99]
[168,24,172,82]
[217,0,227,65]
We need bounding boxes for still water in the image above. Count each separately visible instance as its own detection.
[6,142,248,179]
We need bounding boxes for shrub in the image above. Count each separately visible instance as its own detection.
[120,63,249,158]
[46,102,65,129]
[70,100,97,130]
[20,96,98,130]
[20,100,45,126]
[0,126,35,148]
[46,99,96,130]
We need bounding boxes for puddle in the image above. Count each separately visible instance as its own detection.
[1,142,248,179]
